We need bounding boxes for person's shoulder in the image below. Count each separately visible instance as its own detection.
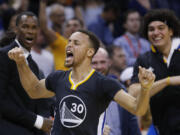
[113,35,126,46]
[140,37,149,42]
[140,37,151,45]
[0,42,16,58]
[0,41,17,52]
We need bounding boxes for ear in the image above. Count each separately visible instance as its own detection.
[87,48,95,57]
[169,28,173,37]
[13,26,18,34]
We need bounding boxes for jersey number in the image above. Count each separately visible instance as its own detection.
[71,103,84,114]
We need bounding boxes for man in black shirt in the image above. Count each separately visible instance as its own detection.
[129,9,180,135]
[8,29,155,135]
[0,11,53,135]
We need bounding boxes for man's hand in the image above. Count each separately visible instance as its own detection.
[138,66,155,90]
[41,117,54,133]
[103,125,111,135]
[8,47,26,64]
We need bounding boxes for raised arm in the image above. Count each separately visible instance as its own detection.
[129,75,180,98]
[39,0,57,43]
[8,47,55,99]
[114,66,155,116]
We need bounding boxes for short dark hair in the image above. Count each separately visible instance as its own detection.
[106,45,123,59]
[142,9,180,39]
[67,17,84,28]
[123,9,140,24]
[16,11,38,26]
[77,29,100,55]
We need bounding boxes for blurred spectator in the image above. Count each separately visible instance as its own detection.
[39,0,67,71]
[128,0,158,16]
[63,17,84,38]
[92,47,111,76]
[92,47,141,135]
[0,0,14,38]
[49,0,75,21]
[101,0,129,37]
[88,1,119,46]
[81,0,104,27]
[1,7,16,31]
[18,0,29,12]
[0,13,17,47]
[31,30,54,77]
[106,45,127,78]
[114,10,150,66]
[47,3,65,34]
[39,0,84,70]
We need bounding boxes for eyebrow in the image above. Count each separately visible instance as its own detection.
[148,24,166,28]
[68,38,80,43]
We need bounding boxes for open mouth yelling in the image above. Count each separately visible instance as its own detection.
[66,50,74,61]
[25,37,34,44]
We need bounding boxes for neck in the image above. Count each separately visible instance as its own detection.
[158,40,172,58]
[127,31,138,37]
[52,24,62,34]
[129,32,138,37]
[32,45,42,54]
[71,60,93,83]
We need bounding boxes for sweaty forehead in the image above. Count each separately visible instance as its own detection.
[70,32,89,41]
[20,15,38,24]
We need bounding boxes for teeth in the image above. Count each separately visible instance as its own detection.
[154,37,162,41]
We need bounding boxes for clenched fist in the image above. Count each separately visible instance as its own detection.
[41,117,54,133]
[138,66,155,90]
[8,47,26,64]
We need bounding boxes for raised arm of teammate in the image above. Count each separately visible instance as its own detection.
[114,66,155,116]
[129,75,180,98]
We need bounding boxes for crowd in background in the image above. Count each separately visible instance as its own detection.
[0,0,180,135]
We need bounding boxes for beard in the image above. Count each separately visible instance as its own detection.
[64,61,73,68]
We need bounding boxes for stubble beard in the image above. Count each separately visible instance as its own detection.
[64,61,73,68]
